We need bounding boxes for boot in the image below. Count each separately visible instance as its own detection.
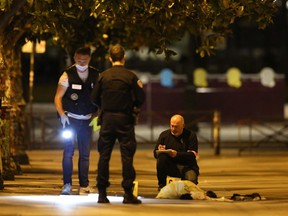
[123,193,141,204]
[98,189,110,204]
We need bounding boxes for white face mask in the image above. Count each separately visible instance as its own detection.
[76,64,88,72]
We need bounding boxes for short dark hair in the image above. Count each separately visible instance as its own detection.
[75,46,91,56]
[109,44,125,62]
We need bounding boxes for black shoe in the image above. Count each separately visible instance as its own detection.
[206,190,217,198]
[123,193,142,204]
[180,193,193,200]
[98,194,110,203]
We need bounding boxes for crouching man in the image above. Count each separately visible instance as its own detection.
[153,114,200,191]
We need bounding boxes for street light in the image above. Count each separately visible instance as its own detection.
[21,40,46,146]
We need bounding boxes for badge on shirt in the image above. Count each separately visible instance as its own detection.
[70,93,79,101]
[72,84,82,90]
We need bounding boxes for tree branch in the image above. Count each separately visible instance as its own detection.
[0,0,27,35]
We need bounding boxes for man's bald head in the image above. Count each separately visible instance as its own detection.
[170,114,185,136]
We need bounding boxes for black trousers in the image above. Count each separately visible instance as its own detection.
[96,112,136,193]
[156,153,198,187]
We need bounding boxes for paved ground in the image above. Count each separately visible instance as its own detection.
[0,145,287,216]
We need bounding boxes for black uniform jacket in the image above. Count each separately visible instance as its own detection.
[91,65,145,113]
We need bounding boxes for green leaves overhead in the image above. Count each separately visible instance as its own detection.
[0,0,278,58]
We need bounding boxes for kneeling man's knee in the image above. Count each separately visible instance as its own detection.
[185,170,198,185]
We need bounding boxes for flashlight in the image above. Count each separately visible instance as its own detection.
[61,126,73,139]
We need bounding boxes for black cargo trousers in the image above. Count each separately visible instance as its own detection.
[96,112,137,194]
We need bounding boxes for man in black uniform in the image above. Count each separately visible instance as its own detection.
[54,46,99,195]
[91,44,145,204]
[153,114,199,190]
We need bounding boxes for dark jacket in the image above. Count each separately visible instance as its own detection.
[62,65,99,115]
[154,128,199,175]
[91,65,145,113]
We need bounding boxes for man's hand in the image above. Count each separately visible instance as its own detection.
[60,114,70,128]
[158,144,166,150]
[158,144,177,157]
[168,150,177,158]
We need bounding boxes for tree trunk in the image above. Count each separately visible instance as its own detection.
[0,43,27,185]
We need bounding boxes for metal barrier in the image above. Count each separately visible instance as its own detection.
[26,112,61,149]
[237,119,288,155]
[25,110,222,155]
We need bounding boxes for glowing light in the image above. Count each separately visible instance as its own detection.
[62,129,73,139]
[21,40,46,53]
[11,194,130,205]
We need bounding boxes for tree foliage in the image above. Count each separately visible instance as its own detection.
[0,0,278,58]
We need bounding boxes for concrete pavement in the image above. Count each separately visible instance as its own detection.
[0,146,287,215]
